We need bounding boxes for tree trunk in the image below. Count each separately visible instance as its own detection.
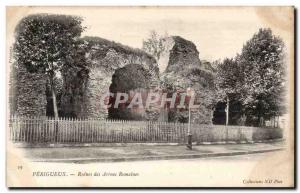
[49,74,59,142]
[49,75,59,118]
[258,114,264,127]
[260,117,264,126]
[225,96,229,126]
[240,113,246,126]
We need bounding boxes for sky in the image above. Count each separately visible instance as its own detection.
[7,6,293,62]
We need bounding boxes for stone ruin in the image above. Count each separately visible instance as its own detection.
[158,36,202,73]
[11,35,215,124]
[60,37,162,120]
[158,36,216,124]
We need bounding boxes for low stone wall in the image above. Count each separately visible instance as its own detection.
[191,125,283,143]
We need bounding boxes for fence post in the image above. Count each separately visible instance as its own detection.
[226,125,228,143]
[54,117,59,143]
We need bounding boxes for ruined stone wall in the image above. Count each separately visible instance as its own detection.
[60,36,215,123]
[62,37,160,120]
[159,36,215,124]
[160,36,202,73]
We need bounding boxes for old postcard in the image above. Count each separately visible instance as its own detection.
[6,6,295,187]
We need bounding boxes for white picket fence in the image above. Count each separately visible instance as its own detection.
[9,115,282,144]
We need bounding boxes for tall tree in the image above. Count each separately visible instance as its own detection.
[14,14,85,118]
[239,28,285,126]
[215,58,243,125]
[142,30,168,61]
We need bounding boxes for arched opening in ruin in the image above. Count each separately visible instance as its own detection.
[108,63,151,120]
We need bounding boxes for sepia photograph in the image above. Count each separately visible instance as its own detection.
[6,6,295,188]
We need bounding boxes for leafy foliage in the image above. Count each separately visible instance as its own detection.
[215,28,286,126]
[142,31,168,61]
[215,57,244,102]
[13,14,85,117]
[239,28,286,124]
[14,14,85,74]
